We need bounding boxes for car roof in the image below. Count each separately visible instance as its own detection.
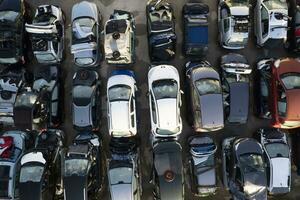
[64,176,87,200]
[0,0,21,12]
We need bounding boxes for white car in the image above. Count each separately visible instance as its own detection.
[258,128,291,195]
[107,70,137,137]
[254,0,288,47]
[148,65,182,138]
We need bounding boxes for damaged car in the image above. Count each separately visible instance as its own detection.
[221,53,251,124]
[104,10,135,65]
[26,5,65,64]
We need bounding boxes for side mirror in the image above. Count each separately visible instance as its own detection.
[180,90,184,95]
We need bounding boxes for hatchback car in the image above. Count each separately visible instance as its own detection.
[26,5,64,64]
[257,58,300,128]
[221,53,251,124]
[183,3,209,56]
[148,65,182,139]
[0,0,26,64]
[104,10,135,65]
[258,128,291,194]
[72,69,101,130]
[107,70,137,137]
[64,132,103,200]
[222,137,267,200]
[254,0,288,47]
[0,67,25,126]
[147,0,176,61]
[19,129,65,200]
[218,0,250,49]
[188,135,217,197]
[108,137,142,200]
[71,1,101,67]
[185,61,224,132]
[151,139,184,200]
[0,130,30,200]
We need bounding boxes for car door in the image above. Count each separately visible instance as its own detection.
[129,93,137,133]
[219,3,229,42]
[259,4,270,45]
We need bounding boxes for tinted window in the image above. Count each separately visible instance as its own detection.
[224,18,230,32]
[64,159,88,176]
[20,166,44,183]
[239,153,265,174]
[109,167,132,185]
[280,73,300,89]
[152,79,178,100]
[261,5,269,37]
[195,79,221,95]
[265,143,289,158]
[151,94,157,124]
[0,166,10,197]
[108,85,131,101]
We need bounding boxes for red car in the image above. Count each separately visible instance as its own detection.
[257,58,300,129]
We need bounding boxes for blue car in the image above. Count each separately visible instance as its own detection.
[183,3,209,56]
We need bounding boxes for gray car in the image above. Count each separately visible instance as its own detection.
[71,1,101,67]
[185,61,224,132]
[72,69,101,130]
[221,53,251,124]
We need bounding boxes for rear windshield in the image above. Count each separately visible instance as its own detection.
[195,79,221,95]
[0,166,10,198]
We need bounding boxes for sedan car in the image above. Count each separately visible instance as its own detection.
[222,137,267,200]
[26,5,65,64]
[218,0,250,49]
[107,70,137,137]
[72,69,101,130]
[104,10,135,65]
[71,1,101,67]
[254,0,288,47]
[188,135,217,197]
[258,128,291,194]
[148,65,182,139]
[151,139,184,200]
[221,53,251,124]
[183,2,209,56]
[0,0,26,64]
[185,61,224,132]
[146,0,176,61]
[257,58,300,128]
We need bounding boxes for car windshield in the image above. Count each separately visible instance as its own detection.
[195,154,215,168]
[195,78,221,95]
[36,53,56,61]
[265,142,289,158]
[20,166,44,183]
[263,0,287,10]
[156,127,180,135]
[0,166,10,198]
[15,93,37,107]
[239,153,265,174]
[109,167,132,185]
[280,73,300,89]
[152,79,178,100]
[108,85,131,101]
[75,57,94,65]
[0,11,19,22]
[64,159,88,176]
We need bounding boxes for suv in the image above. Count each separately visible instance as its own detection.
[222,137,267,200]
[0,0,26,64]
[256,58,300,128]
[19,129,65,200]
[254,0,288,47]
[104,10,135,65]
[0,130,30,200]
[26,5,64,64]
[0,67,25,126]
[218,0,250,49]
[221,53,251,124]
[147,0,176,61]
[183,3,209,56]
[64,132,103,200]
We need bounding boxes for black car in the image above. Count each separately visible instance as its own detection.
[151,139,184,200]
[183,3,209,57]
[19,129,65,200]
[0,0,27,65]
[146,0,176,61]
[287,0,300,52]
[63,132,103,200]
[221,53,251,124]
[222,137,267,200]
[13,65,61,130]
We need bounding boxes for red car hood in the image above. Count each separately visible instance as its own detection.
[285,89,300,120]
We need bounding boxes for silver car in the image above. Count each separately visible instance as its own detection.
[72,69,101,130]
[71,1,101,67]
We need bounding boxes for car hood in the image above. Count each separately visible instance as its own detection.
[244,171,267,197]
[157,99,178,130]
[110,101,130,132]
[71,1,97,21]
[199,94,224,129]
[111,184,132,200]
[270,157,290,188]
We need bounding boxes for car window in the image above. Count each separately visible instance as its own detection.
[20,166,44,183]
[64,159,88,176]
[0,166,10,198]
[195,78,221,95]
[108,85,131,101]
[261,5,269,37]
[265,143,289,158]
[109,167,133,185]
[280,73,300,89]
[224,18,230,33]
[192,88,200,108]
[236,167,242,183]
[239,153,265,174]
[151,93,157,124]
[152,79,178,100]
[260,79,269,97]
